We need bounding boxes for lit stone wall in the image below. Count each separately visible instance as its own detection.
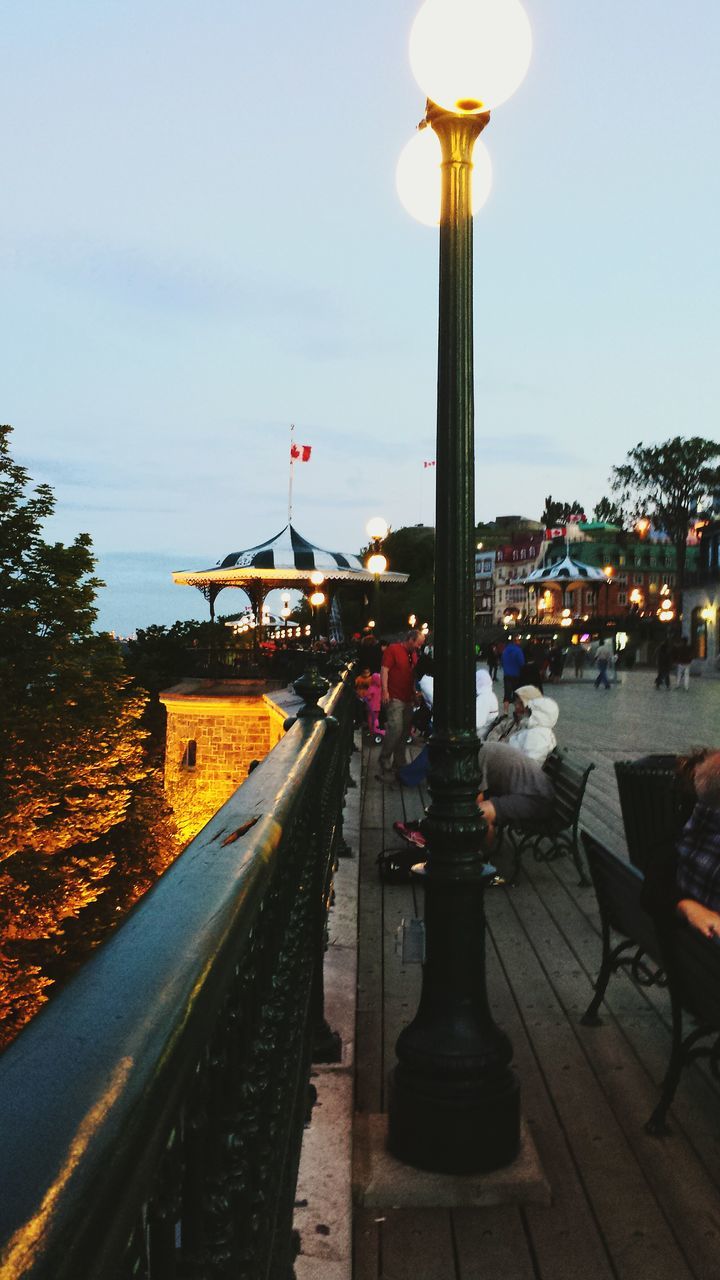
[160,681,288,844]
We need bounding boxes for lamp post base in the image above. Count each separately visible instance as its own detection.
[388,1063,520,1175]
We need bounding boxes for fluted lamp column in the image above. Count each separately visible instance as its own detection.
[366,516,389,627]
[389,0,531,1175]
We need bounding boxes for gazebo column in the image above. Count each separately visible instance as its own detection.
[246,584,265,656]
[200,584,223,622]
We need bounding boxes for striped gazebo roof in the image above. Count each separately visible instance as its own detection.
[172,523,408,589]
[521,553,607,586]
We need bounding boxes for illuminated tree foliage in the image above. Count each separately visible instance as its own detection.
[610,437,720,592]
[0,426,179,1047]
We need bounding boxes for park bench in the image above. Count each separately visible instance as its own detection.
[581,830,720,1135]
[501,748,595,886]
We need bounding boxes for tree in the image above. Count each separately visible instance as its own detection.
[356,525,435,633]
[592,497,625,527]
[610,437,720,594]
[540,496,586,527]
[0,425,179,1046]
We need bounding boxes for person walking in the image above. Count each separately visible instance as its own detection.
[486,642,500,682]
[594,638,614,690]
[654,637,673,690]
[573,644,587,680]
[377,628,423,778]
[673,634,693,690]
[500,634,525,712]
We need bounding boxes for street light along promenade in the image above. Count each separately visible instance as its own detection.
[388,0,532,1175]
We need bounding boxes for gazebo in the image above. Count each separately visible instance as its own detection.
[520,551,607,622]
[172,523,408,624]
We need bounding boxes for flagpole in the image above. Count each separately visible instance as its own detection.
[288,423,295,527]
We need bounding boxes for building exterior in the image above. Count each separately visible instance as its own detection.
[493,532,545,625]
[683,518,720,670]
[540,525,700,624]
[159,679,290,843]
[474,549,496,628]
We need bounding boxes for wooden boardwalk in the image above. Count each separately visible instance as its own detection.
[352,721,720,1280]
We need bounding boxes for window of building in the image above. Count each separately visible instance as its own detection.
[617,592,627,605]
[633,574,643,584]
[182,739,197,769]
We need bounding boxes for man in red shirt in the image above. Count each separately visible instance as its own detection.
[378,629,423,778]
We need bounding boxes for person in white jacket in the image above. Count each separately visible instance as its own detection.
[475,668,499,733]
[396,668,499,790]
[509,686,558,765]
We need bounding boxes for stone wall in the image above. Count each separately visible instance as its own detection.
[160,682,288,843]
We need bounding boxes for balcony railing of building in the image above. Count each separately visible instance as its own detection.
[0,664,356,1280]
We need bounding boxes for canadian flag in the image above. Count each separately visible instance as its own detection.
[290,443,312,462]
[423,459,436,469]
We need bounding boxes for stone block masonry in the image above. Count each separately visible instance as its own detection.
[159,679,288,843]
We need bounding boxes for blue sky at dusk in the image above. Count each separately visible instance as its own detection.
[2,1,719,633]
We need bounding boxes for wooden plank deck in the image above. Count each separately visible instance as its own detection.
[352,724,720,1280]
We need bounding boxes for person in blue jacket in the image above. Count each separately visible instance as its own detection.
[500,634,526,712]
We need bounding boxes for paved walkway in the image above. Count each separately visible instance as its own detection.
[353,670,720,1280]
[538,668,720,858]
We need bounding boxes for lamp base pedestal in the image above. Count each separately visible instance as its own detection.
[388,1063,521,1175]
[356,1111,549,1207]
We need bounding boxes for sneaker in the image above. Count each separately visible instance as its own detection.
[394,822,426,849]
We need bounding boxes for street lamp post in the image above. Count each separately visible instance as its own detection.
[366,517,389,627]
[388,0,530,1174]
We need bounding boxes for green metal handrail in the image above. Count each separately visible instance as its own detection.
[0,665,355,1280]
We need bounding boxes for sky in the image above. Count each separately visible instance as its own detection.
[2,1,719,634]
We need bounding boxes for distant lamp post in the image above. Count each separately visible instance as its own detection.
[281,592,291,643]
[603,564,614,619]
[635,516,651,540]
[309,589,326,639]
[366,518,389,627]
[658,597,675,624]
[408,613,418,627]
[389,0,530,1177]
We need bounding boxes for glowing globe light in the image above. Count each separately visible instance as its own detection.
[366,516,389,541]
[409,0,532,116]
[396,126,492,226]
[309,571,325,586]
[367,553,388,576]
[310,591,326,607]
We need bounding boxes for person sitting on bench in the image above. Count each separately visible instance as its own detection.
[481,685,558,767]
[394,740,556,853]
[675,750,720,942]
[475,741,556,849]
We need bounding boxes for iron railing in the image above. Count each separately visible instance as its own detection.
[0,664,355,1280]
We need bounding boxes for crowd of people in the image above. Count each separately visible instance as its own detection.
[353,626,720,945]
[353,628,561,856]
